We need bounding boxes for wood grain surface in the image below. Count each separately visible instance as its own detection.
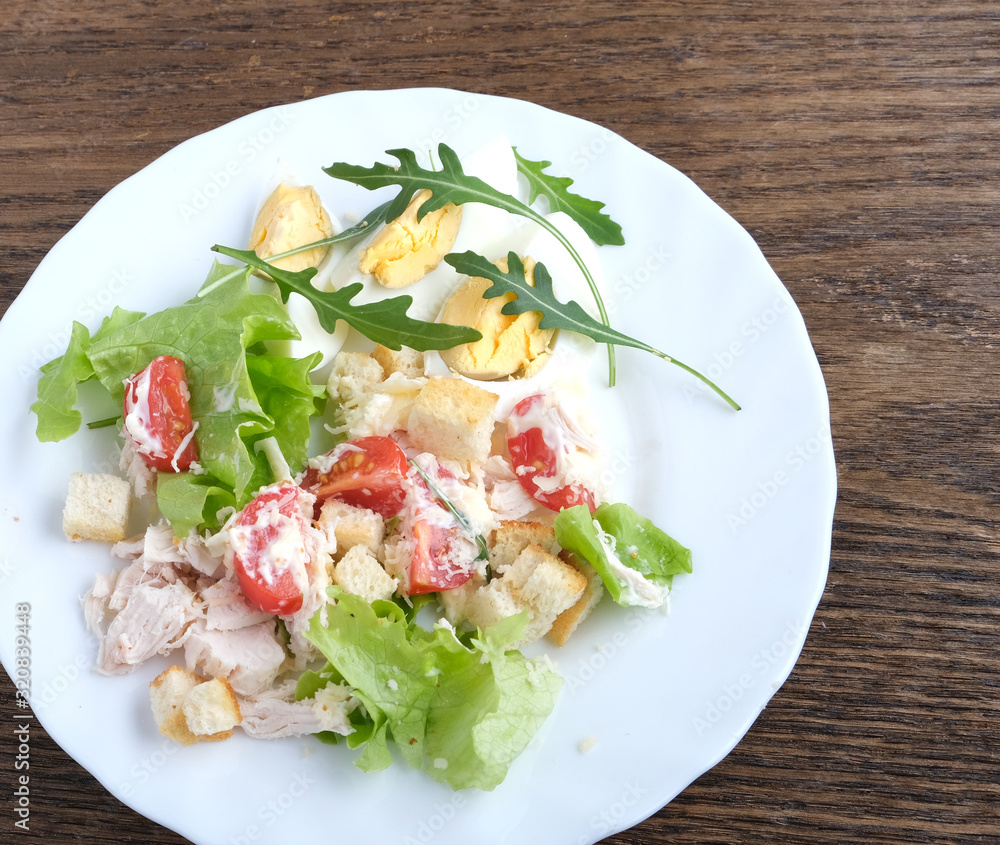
[2,1,998,842]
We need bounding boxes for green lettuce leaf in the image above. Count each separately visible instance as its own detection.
[30,261,332,534]
[31,322,97,442]
[554,502,692,606]
[305,592,562,790]
[82,263,298,501]
[245,350,326,473]
[154,473,238,536]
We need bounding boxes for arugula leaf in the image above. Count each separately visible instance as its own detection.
[445,251,741,410]
[323,143,618,382]
[196,202,394,299]
[211,245,482,352]
[513,148,624,246]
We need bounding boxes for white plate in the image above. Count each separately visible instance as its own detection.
[0,88,836,844]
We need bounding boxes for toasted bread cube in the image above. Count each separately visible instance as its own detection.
[63,472,132,543]
[465,580,525,631]
[182,677,242,740]
[549,556,605,647]
[318,499,385,559]
[326,351,384,404]
[437,571,488,626]
[406,377,498,465]
[333,545,397,603]
[149,666,205,746]
[497,544,589,643]
[489,520,557,575]
[502,544,556,591]
[516,552,588,619]
[372,344,425,378]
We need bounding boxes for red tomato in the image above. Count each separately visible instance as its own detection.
[301,436,409,519]
[408,517,474,595]
[507,394,597,513]
[122,355,198,473]
[230,484,309,615]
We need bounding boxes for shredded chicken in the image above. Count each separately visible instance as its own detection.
[238,682,354,739]
[97,582,200,675]
[202,578,273,631]
[184,619,286,696]
[119,433,156,498]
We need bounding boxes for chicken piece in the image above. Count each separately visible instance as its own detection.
[183,619,286,697]
[97,582,200,675]
[201,578,273,631]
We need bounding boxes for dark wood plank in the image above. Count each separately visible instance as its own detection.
[1,1,998,842]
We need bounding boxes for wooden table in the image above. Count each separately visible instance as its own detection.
[2,1,997,842]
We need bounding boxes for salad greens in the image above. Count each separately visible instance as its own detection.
[31,261,326,532]
[555,503,693,606]
[303,590,562,791]
[212,245,482,352]
[323,143,619,383]
[30,137,706,792]
[445,251,742,410]
[513,148,625,247]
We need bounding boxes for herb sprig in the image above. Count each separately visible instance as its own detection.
[323,144,619,383]
[211,246,482,353]
[408,459,492,576]
[513,149,624,247]
[445,251,741,411]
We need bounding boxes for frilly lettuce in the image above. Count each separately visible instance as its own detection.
[302,590,562,791]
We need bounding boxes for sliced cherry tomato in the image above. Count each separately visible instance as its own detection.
[507,393,597,513]
[230,484,309,615]
[122,355,198,473]
[408,517,474,595]
[301,436,409,519]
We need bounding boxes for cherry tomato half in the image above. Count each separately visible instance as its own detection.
[507,394,597,513]
[122,355,198,473]
[230,484,309,615]
[407,518,474,595]
[301,436,409,519]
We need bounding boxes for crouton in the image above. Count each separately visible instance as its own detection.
[436,577,481,626]
[318,499,385,559]
[514,550,588,620]
[406,377,498,465]
[333,545,397,603]
[150,667,242,745]
[63,472,132,543]
[372,344,425,378]
[505,544,588,642]
[549,555,605,647]
[181,677,242,740]
[149,665,204,746]
[465,580,525,631]
[461,545,587,645]
[489,520,557,575]
[326,352,384,405]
